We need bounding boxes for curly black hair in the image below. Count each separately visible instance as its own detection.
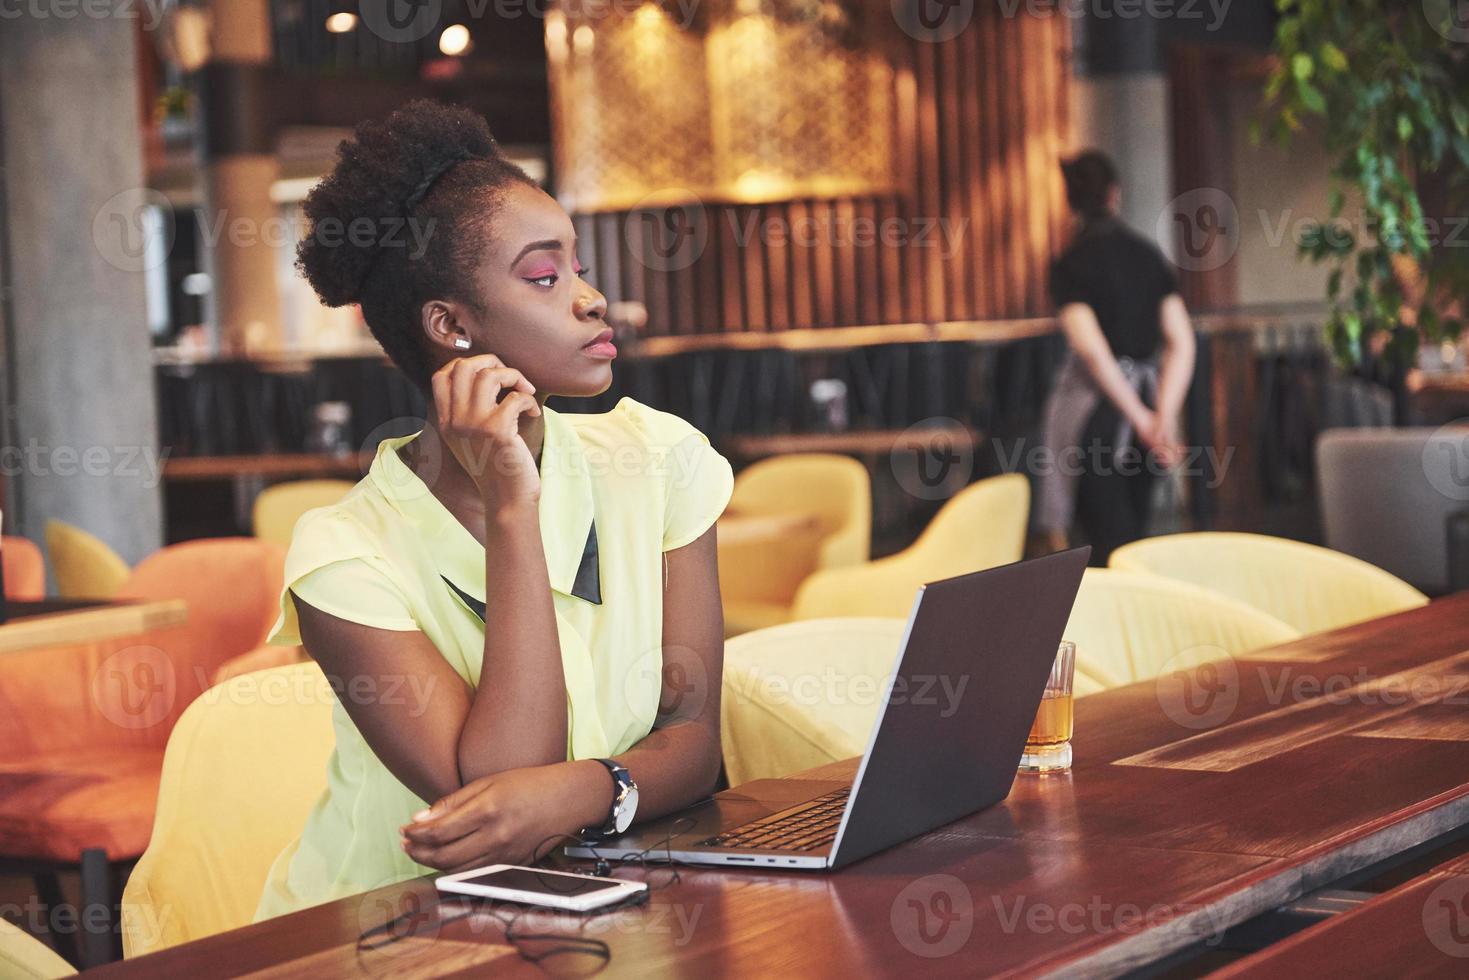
[297,99,536,388]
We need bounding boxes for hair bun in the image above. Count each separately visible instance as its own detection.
[296,100,499,307]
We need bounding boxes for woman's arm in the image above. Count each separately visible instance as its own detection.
[400,525,726,870]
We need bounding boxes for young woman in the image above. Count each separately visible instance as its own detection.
[254,101,732,919]
[1035,150,1196,564]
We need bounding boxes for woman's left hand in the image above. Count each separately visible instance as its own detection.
[400,761,612,872]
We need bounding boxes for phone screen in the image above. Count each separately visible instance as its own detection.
[454,867,624,897]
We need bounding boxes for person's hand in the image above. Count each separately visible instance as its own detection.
[399,762,612,872]
[1137,412,1185,469]
[430,354,541,510]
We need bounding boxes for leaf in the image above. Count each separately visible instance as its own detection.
[1297,79,1326,114]
[1320,42,1348,73]
[1397,113,1413,142]
[1292,53,1314,81]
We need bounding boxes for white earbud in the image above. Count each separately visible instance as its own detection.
[453,337,472,350]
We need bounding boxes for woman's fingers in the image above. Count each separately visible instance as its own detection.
[404,826,501,871]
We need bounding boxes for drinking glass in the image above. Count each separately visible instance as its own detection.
[1019,641,1075,773]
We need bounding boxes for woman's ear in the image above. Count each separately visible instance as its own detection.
[421,299,472,354]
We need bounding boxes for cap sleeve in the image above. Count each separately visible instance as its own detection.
[614,398,734,552]
[268,508,420,646]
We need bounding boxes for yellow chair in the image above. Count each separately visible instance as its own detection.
[1109,532,1428,637]
[718,454,871,635]
[721,618,908,784]
[45,520,131,599]
[0,920,73,979]
[1064,568,1300,696]
[251,479,354,547]
[791,473,1029,621]
[120,662,335,957]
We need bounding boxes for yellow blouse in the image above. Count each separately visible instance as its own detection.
[253,397,733,920]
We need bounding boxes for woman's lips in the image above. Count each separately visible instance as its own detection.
[582,329,617,359]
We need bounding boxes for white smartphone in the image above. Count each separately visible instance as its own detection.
[435,864,647,912]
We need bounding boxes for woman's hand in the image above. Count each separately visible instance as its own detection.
[430,354,541,510]
[399,761,612,872]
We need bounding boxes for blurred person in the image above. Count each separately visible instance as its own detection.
[254,101,732,919]
[1034,150,1196,565]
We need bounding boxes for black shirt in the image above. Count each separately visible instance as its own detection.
[1049,217,1179,360]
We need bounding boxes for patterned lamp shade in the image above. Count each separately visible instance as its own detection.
[546,0,895,212]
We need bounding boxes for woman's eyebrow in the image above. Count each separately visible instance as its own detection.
[509,238,564,268]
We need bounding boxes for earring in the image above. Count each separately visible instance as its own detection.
[453,337,472,350]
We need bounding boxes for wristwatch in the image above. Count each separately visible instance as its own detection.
[582,759,639,841]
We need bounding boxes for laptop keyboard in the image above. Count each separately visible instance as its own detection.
[698,787,851,852]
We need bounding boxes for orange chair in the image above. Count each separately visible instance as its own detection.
[0,538,285,967]
[3,535,46,600]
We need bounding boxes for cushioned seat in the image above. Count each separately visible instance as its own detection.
[792,473,1029,620]
[45,520,131,599]
[1065,568,1301,697]
[718,454,871,636]
[122,662,336,957]
[251,479,354,547]
[0,747,163,862]
[1109,532,1427,636]
[0,919,74,979]
[721,618,907,783]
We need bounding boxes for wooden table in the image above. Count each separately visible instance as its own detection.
[92,595,1469,978]
[1214,850,1469,978]
[0,599,188,655]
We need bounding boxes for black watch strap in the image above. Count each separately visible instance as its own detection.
[582,758,631,841]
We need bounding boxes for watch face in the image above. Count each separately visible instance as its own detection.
[615,785,639,834]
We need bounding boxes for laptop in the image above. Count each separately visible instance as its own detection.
[566,546,1090,870]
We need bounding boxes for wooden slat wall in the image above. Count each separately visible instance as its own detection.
[573,9,1072,335]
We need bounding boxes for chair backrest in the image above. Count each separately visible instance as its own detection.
[1317,427,1469,594]
[729,454,872,568]
[1110,532,1427,636]
[2,535,45,600]
[790,473,1029,620]
[45,519,131,599]
[252,480,354,547]
[115,538,287,726]
[1064,568,1300,696]
[121,661,335,957]
[719,455,873,613]
[721,617,908,784]
[0,919,74,979]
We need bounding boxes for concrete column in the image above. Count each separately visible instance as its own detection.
[1069,14,1173,250]
[0,13,164,566]
[199,0,283,354]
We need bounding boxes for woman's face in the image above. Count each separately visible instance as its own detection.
[427,181,612,398]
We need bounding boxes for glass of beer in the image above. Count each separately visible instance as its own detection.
[1020,641,1075,773]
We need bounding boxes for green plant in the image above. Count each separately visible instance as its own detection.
[1263,0,1469,368]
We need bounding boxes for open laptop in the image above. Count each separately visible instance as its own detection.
[566,546,1090,870]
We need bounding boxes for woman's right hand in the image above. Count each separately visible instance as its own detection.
[430,354,542,509]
